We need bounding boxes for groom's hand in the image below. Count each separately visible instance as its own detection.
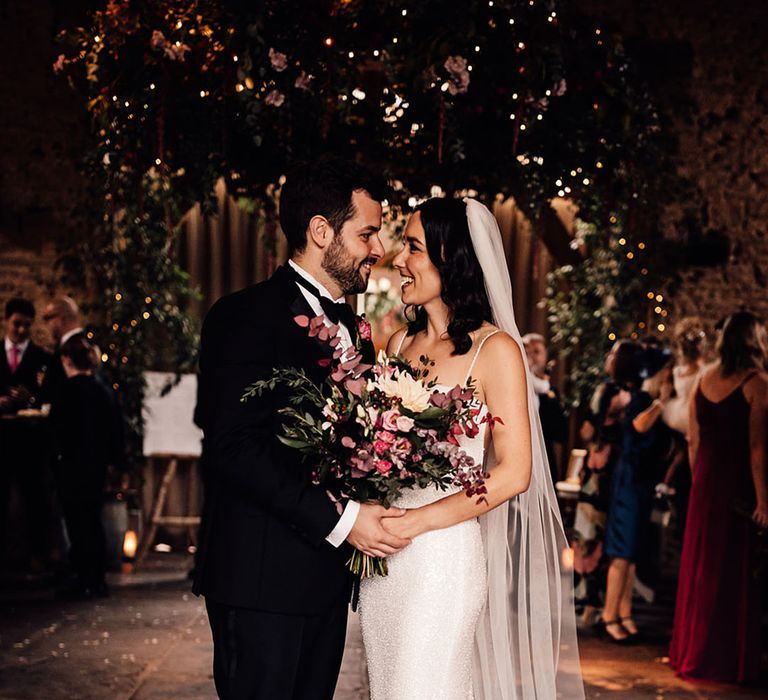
[347,504,411,558]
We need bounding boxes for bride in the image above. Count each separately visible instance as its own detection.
[358,197,584,699]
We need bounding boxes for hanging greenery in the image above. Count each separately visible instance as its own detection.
[54,0,673,449]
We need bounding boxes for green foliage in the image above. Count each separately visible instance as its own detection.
[54,0,673,436]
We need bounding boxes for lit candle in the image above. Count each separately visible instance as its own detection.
[123,530,138,559]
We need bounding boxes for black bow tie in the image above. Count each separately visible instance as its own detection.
[290,269,358,332]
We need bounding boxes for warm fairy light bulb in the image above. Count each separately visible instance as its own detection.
[655,294,663,302]
[115,293,122,301]
[658,324,666,332]
[324,37,334,46]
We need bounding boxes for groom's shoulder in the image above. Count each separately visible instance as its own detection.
[204,276,285,327]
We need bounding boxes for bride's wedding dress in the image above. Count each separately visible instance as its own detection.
[359,199,584,700]
[359,332,498,700]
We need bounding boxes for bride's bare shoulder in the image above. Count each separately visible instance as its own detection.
[475,328,525,371]
[386,326,409,355]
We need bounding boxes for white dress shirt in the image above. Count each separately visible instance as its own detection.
[287,260,360,547]
[5,337,30,371]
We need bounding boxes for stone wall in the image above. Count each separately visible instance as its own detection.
[1,0,767,341]
[580,0,768,326]
[0,0,90,347]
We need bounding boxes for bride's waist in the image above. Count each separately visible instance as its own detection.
[392,483,462,509]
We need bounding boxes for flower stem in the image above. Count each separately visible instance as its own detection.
[346,550,388,577]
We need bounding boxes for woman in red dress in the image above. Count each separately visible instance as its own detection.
[669,311,768,683]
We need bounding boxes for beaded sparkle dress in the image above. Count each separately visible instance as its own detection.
[358,333,497,700]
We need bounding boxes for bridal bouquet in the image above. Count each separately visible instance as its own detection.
[242,314,493,576]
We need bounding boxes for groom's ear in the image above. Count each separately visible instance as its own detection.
[307,215,333,249]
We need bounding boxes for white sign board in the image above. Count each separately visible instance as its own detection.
[142,371,202,457]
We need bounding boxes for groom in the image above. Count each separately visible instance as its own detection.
[193,156,410,699]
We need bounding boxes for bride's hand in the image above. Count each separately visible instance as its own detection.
[381,509,427,540]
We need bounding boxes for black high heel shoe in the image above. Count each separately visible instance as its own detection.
[594,618,634,645]
[619,616,640,639]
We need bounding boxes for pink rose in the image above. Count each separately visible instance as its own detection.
[150,30,167,50]
[381,409,401,432]
[444,55,470,95]
[395,415,414,432]
[294,71,312,90]
[373,440,389,455]
[394,438,412,453]
[377,430,396,443]
[376,459,393,475]
[341,436,356,449]
[356,316,372,341]
[268,47,288,72]
[52,54,66,74]
[264,89,285,107]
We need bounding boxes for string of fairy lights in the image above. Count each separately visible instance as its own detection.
[57,0,666,406]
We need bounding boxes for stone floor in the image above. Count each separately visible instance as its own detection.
[0,559,765,699]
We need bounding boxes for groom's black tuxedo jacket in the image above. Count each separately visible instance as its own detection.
[193,265,374,615]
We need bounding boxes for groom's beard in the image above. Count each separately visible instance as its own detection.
[322,235,374,295]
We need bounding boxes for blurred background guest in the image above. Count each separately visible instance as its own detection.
[598,343,673,643]
[573,341,631,628]
[670,311,767,684]
[50,335,124,600]
[42,296,85,404]
[0,297,50,413]
[523,332,568,482]
[658,318,708,534]
[0,297,52,570]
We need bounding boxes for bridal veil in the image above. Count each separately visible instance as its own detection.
[465,198,585,699]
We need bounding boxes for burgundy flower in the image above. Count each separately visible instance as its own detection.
[356,316,372,342]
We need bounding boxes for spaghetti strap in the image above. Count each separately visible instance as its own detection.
[463,330,501,386]
[394,328,408,355]
[737,369,759,390]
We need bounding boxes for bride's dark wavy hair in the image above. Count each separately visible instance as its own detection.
[406,198,493,355]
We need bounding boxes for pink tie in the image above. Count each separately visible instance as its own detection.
[9,346,20,373]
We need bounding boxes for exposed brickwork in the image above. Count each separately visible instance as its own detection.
[581,0,768,324]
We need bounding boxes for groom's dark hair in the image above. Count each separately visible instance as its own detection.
[279,155,390,255]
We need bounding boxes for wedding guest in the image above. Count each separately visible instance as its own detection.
[0,297,50,413]
[670,311,767,683]
[658,318,708,533]
[599,344,673,643]
[573,341,631,628]
[41,296,86,404]
[0,297,52,568]
[522,333,568,482]
[50,335,124,599]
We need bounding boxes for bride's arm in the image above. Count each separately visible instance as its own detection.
[384,333,533,539]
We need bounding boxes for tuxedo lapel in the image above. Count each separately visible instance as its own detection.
[270,266,335,370]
